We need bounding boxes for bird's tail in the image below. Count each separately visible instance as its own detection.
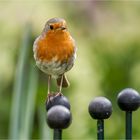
[57,74,70,88]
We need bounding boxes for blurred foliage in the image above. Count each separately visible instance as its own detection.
[0,0,140,139]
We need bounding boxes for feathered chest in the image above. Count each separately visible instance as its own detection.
[35,30,75,63]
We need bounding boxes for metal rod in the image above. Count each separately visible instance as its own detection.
[97,119,104,140]
[53,129,62,140]
[126,111,132,140]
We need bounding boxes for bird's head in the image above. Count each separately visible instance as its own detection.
[43,18,67,33]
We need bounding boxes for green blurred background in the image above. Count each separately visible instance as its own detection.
[0,0,140,139]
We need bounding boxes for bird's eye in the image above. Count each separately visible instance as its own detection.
[50,25,54,30]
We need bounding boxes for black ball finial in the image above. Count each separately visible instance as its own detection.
[88,97,112,120]
[117,88,140,111]
[46,105,72,129]
[46,94,70,111]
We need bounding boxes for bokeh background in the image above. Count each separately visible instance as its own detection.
[0,0,140,139]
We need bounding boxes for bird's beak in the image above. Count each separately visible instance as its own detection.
[61,26,66,30]
[56,26,66,31]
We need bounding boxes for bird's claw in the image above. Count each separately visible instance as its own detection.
[46,92,63,103]
[55,92,63,97]
[47,93,53,102]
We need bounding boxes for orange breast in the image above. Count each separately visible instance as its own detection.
[36,30,75,62]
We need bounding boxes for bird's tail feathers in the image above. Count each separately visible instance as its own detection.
[57,74,70,88]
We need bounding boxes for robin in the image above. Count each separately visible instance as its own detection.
[33,18,76,96]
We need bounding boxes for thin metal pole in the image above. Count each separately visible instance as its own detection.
[53,129,62,140]
[126,111,132,140]
[97,119,104,140]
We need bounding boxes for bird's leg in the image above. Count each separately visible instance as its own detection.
[47,75,51,96]
[57,75,64,96]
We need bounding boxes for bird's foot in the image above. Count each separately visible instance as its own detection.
[47,92,54,102]
[55,92,63,97]
[46,92,63,103]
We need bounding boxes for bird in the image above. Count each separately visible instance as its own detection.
[33,17,76,97]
